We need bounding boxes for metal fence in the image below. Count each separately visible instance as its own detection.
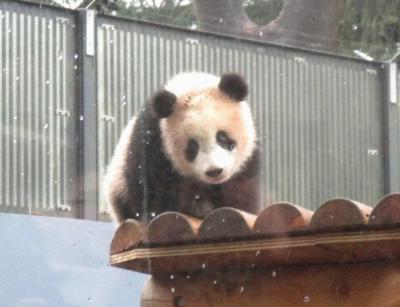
[0,1,80,217]
[1,0,399,220]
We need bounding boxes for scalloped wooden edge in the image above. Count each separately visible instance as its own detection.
[109,195,400,256]
[110,219,143,255]
[310,198,372,231]
[369,193,400,226]
[110,229,400,274]
[254,202,313,234]
[143,212,201,246]
[198,207,257,240]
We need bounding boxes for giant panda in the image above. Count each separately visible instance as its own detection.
[103,72,261,224]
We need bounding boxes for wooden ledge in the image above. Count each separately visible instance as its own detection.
[110,219,143,255]
[110,229,400,274]
[310,198,372,231]
[254,202,312,235]
[109,194,400,274]
[143,213,201,246]
[198,208,256,241]
[370,193,400,227]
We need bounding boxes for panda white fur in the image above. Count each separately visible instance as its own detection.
[103,72,261,224]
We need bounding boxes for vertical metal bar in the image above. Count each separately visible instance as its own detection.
[126,31,132,119]
[33,15,39,211]
[3,12,13,206]
[60,19,67,210]
[48,18,54,210]
[111,27,117,159]
[0,8,3,208]
[11,11,17,209]
[97,21,106,216]
[26,13,32,214]
[383,62,400,194]
[40,16,47,211]
[85,10,95,56]
[78,9,98,220]
[55,16,61,211]
[18,13,25,209]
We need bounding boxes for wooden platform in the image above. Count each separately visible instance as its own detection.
[141,261,400,307]
[110,194,400,273]
[109,193,400,306]
[111,229,400,274]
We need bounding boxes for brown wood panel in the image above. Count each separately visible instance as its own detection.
[310,198,372,231]
[109,219,143,255]
[143,212,201,246]
[110,229,400,274]
[197,207,257,241]
[370,193,400,227]
[141,261,400,307]
[254,202,313,235]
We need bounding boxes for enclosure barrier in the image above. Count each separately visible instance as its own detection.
[1,0,399,220]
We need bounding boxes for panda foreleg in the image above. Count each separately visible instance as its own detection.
[103,117,137,224]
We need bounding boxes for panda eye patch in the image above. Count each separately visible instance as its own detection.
[185,138,199,162]
[216,131,236,151]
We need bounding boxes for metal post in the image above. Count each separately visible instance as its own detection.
[78,9,98,220]
[383,62,400,194]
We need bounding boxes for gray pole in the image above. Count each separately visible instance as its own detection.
[383,61,400,194]
[78,9,99,220]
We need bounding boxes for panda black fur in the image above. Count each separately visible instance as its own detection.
[104,72,261,224]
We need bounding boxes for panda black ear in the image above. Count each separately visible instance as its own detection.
[152,89,177,118]
[218,73,248,102]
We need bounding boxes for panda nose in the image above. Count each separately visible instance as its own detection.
[206,168,223,178]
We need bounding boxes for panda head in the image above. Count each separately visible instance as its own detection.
[152,72,256,185]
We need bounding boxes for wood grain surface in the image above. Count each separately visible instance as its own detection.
[141,261,400,307]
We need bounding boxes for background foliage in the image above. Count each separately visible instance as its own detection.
[32,0,400,61]
[338,0,400,60]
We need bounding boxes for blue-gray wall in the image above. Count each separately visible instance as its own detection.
[0,213,147,306]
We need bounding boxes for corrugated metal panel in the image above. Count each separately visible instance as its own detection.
[0,1,79,217]
[96,17,385,212]
[398,68,400,133]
